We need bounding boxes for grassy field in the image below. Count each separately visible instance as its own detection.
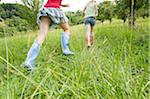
[0,18,149,99]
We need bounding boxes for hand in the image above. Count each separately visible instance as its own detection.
[65,4,69,7]
[61,4,70,7]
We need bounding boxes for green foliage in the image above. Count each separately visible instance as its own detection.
[67,11,84,26]
[114,0,129,23]
[0,22,5,36]
[97,3,105,23]
[0,16,31,37]
[0,3,18,19]
[97,1,114,23]
[0,18,149,98]
[5,16,31,31]
[21,0,41,29]
[15,4,38,29]
[136,0,149,18]
[0,3,38,29]
[114,0,149,22]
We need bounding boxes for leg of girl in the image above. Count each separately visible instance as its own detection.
[90,26,94,46]
[22,16,51,70]
[59,22,74,55]
[85,24,92,48]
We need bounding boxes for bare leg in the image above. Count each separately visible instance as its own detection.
[59,22,70,33]
[85,24,91,47]
[90,26,94,45]
[91,26,94,33]
[36,16,51,44]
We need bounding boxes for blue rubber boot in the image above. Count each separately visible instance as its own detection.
[61,32,74,55]
[21,41,41,71]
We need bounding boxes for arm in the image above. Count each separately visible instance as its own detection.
[83,3,88,13]
[61,4,69,7]
[83,6,87,13]
[83,1,91,13]
[94,2,98,17]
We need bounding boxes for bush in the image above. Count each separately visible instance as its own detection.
[5,16,31,32]
[97,1,114,23]
[0,22,5,37]
[67,11,84,26]
[0,3,38,30]
[0,16,31,37]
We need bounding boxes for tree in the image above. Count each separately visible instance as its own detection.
[136,0,149,18]
[0,3,37,29]
[115,0,129,23]
[97,1,114,23]
[66,11,84,26]
[115,0,149,25]
[129,0,136,27]
[21,0,43,29]
[0,4,18,19]
[115,0,136,26]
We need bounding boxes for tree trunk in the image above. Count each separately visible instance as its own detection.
[133,0,136,26]
[129,0,133,27]
[129,0,136,28]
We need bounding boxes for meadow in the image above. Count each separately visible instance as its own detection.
[0,18,149,99]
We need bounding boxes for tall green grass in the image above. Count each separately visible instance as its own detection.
[0,18,149,98]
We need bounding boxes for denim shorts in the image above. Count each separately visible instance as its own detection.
[84,17,96,26]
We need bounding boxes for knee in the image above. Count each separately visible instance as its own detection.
[63,26,70,33]
[60,22,70,33]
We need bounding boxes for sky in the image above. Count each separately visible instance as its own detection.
[0,0,105,11]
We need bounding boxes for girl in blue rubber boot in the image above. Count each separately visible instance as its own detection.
[21,0,74,71]
[83,0,98,48]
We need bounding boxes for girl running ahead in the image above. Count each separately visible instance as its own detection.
[83,0,98,48]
